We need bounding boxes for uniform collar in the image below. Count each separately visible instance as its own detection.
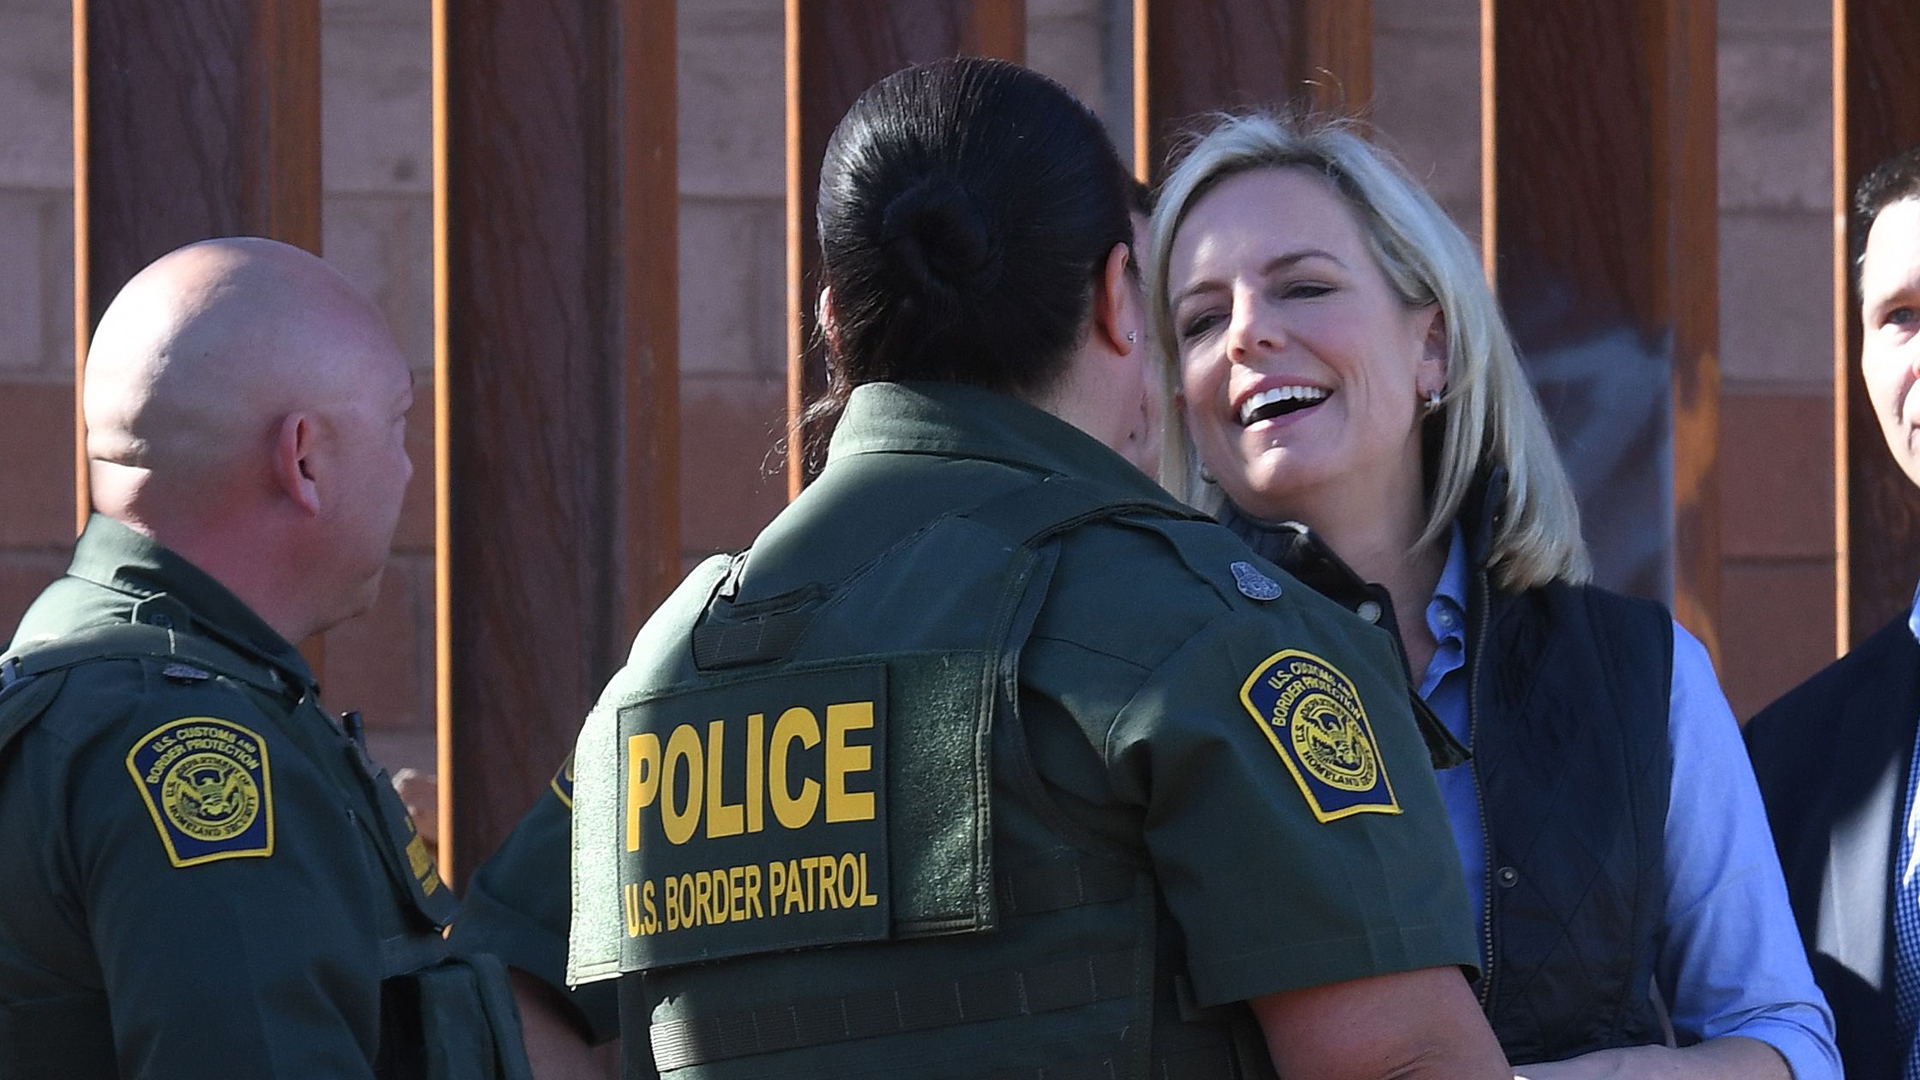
[50,514,315,687]
[827,381,1182,507]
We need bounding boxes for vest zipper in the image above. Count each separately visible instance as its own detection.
[1468,570,1495,1008]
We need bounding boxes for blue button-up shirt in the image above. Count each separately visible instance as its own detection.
[1421,528,1839,1077]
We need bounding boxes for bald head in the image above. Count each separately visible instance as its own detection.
[86,238,395,495]
[83,237,415,640]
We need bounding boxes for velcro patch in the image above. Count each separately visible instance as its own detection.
[126,717,274,867]
[551,752,575,808]
[1239,650,1400,823]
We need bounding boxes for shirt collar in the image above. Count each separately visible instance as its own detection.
[1909,576,1920,647]
[1427,522,1471,644]
[827,381,1183,507]
[61,514,315,686]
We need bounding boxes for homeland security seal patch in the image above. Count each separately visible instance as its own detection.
[126,717,274,867]
[1239,650,1399,822]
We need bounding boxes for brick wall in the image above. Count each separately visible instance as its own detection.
[1715,0,1835,717]
[0,0,82,656]
[0,0,1847,771]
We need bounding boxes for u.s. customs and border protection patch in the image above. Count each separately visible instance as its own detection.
[551,752,575,808]
[125,717,274,867]
[1239,650,1400,823]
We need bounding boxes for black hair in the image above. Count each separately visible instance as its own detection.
[1130,177,1154,217]
[815,58,1134,401]
[1853,145,1920,285]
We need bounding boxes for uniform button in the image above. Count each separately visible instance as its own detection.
[1437,609,1457,629]
[1497,866,1519,888]
[149,613,174,628]
[1356,600,1382,624]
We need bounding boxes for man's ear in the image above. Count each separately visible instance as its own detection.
[272,413,322,515]
[1093,242,1142,356]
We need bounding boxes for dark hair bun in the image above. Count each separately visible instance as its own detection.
[816,58,1131,398]
[880,175,1002,303]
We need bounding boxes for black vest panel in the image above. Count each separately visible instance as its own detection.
[1473,582,1672,1063]
[1226,505,1674,1064]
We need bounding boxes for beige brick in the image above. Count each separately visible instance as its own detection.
[1720,559,1838,719]
[41,192,73,378]
[394,393,435,554]
[0,191,45,373]
[1375,0,1477,33]
[1370,28,1481,239]
[322,6,432,194]
[1720,0,1829,35]
[679,373,787,558]
[679,197,784,378]
[679,0,784,200]
[1719,211,1833,389]
[1719,34,1831,213]
[0,4,72,191]
[324,553,431,732]
[1719,391,1834,561]
[321,193,434,372]
[0,381,77,549]
[321,0,423,17]
[0,549,69,641]
[1028,0,1129,145]
[365,728,438,782]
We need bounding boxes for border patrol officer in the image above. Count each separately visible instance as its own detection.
[0,238,530,1079]
[549,61,1510,1079]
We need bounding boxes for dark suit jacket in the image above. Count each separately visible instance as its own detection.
[1747,615,1920,1076]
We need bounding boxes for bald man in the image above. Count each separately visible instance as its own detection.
[0,238,529,1079]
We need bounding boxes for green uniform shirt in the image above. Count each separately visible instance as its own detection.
[0,516,454,1078]
[544,383,1478,1079]
[814,383,1478,1005]
[451,757,620,1042]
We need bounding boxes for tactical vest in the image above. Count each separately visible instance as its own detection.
[0,620,532,1080]
[569,459,1276,1080]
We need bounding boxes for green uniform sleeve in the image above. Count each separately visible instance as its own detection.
[1105,607,1478,1009]
[450,756,621,1045]
[55,682,385,1077]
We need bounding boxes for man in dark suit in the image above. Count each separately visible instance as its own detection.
[1748,144,1920,1077]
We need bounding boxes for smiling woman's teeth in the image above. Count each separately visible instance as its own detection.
[1239,385,1330,426]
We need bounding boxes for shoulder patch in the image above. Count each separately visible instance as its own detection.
[1230,560,1282,601]
[125,717,274,867]
[550,752,575,809]
[1239,650,1400,823]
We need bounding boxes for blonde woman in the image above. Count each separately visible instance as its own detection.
[1148,113,1838,1079]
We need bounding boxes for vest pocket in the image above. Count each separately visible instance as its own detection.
[601,652,997,976]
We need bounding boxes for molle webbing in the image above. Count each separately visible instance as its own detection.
[649,950,1135,1071]
[979,1045,1243,1080]
[648,857,1139,1071]
[995,856,1135,917]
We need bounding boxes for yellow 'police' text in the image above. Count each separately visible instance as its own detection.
[625,702,877,850]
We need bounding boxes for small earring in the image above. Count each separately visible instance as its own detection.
[1126,331,1138,343]
[1423,389,1442,414]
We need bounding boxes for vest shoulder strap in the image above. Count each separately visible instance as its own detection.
[4,622,291,699]
[957,473,1208,548]
[0,663,68,761]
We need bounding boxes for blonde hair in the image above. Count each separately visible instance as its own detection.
[1146,112,1591,590]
